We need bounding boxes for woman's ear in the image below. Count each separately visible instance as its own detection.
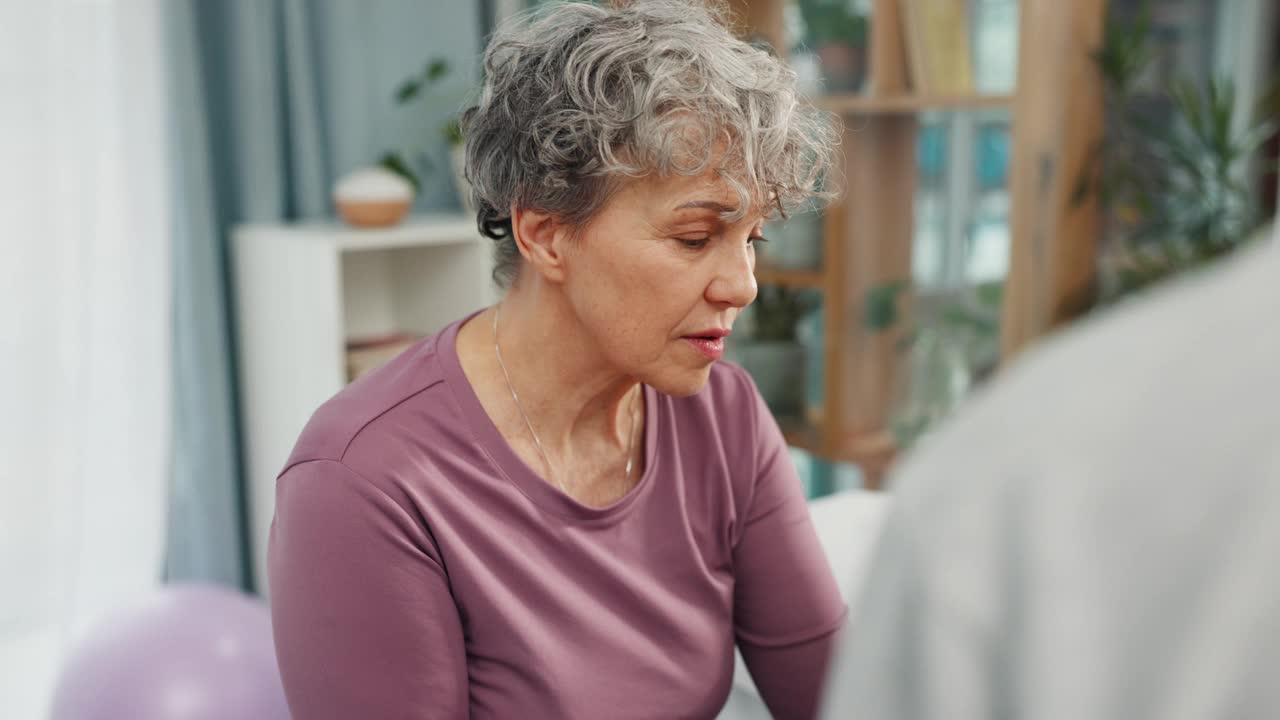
[510,205,570,284]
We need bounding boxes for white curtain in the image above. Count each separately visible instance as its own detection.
[0,2,172,718]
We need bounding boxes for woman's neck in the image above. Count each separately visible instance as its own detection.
[469,283,641,455]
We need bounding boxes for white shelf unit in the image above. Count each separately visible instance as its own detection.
[233,213,499,592]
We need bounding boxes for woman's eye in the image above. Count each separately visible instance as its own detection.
[676,234,766,250]
[677,237,711,249]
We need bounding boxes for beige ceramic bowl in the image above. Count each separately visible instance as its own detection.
[333,168,415,228]
[335,198,412,228]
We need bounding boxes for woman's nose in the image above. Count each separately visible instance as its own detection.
[706,243,758,308]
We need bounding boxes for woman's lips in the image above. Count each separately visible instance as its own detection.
[683,336,725,360]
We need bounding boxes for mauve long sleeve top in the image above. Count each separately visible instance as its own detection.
[268,312,845,719]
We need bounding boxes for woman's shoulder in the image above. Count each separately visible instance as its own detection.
[280,334,452,478]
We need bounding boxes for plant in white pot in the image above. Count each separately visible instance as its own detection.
[797,0,870,94]
[728,286,819,419]
[379,58,473,213]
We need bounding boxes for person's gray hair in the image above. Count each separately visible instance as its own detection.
[460,0,838,289]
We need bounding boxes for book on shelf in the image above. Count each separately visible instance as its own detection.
[345,332,421,382]
[900,0,975,96]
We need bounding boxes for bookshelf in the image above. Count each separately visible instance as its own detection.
[753,265,826,290]
[817,93,1013,114]
[735,0,1108,488]
[232,214,498,591]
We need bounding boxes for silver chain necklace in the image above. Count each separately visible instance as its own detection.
[492,304,639,495]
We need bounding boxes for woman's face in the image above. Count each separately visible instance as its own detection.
[561,170,762,396]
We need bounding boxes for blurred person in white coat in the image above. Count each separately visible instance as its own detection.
[821,227,1279,720]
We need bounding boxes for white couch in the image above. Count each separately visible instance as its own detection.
[718,489,891,720]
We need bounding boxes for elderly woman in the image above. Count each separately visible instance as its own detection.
[268,1,844,718]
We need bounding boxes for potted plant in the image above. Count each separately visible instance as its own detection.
[1074,7,1278,307]
[729,286,821,418]
[797,0,870,93]
[379,58,473,212]
[864,279,1003,450]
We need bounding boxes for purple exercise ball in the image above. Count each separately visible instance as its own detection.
[50,583,290,720]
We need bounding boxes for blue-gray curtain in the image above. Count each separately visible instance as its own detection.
[163,0,483,591]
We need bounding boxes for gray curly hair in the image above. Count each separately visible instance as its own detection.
[460,0,838,288]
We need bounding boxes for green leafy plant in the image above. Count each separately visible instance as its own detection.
[379,57,466,195]
[864,279,1004,449]
[797,0,869,48]
[865,280,1002,375]
[1076,3,1278,304]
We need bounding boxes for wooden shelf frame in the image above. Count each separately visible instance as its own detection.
[818,93,1014,114]
[754,265,825,290]
[1001,0,1108,359]
[734,0,1108,489]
